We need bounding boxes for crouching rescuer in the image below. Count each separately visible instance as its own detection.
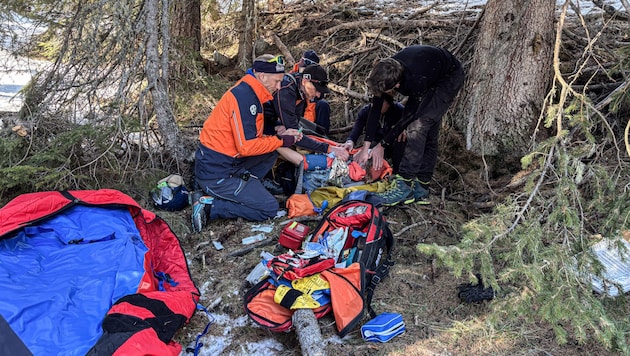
[190,54,303,233]
[356,45,465,206]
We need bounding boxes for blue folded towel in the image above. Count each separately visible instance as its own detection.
[361,312,405,343]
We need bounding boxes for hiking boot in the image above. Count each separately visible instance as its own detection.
[412,179,431,205]
[376,175,415,206]
[190,190,213,233]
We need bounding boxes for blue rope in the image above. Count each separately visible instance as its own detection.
[153,271,179,291]
[190,303,214,356]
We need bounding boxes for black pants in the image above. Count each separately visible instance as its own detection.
[385,140,406,175]
[399,63,465,182]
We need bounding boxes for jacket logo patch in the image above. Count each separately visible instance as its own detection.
[250,105,257,116]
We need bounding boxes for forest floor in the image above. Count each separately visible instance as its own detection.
[166,132,613,356]
[163,1,627,354]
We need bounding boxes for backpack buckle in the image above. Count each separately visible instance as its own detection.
[371,274,382,285]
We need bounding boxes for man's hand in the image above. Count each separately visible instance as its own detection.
[278,128,303,147]
[340,140,354,152]
[370,144,385,170]
[328,145,349,161]
[275,125,287,135]
[397,130,407,142]
[283,128,303,141]
[353,146,370,167]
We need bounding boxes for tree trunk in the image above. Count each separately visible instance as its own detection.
[236,0,256,71]
[146,0,186,161]
[453,0,555,159]
[169,0,202,81]
[292,309,326,356]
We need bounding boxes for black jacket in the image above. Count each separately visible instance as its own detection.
[347,102,404,145]
[264,73,329,153]
[365,45,460,146]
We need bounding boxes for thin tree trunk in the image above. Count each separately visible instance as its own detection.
[236,0,256,71]
[170,0,202,80]
[146,0,186,161]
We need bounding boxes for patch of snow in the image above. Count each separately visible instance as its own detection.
[0,14,48,112]
[181,313,286,356]
[0,49,47,112]
[197,279,217,300]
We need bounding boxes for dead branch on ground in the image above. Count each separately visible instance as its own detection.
[271,34,296,67]
[406,1,440,19]
[327,82,367,101]
[323,19,476,37]
[293,309,326,356]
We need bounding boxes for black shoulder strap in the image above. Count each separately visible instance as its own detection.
[0,314,32,356]
[298,117,327,137]
[285,72,298,86]
[364,209,395,319]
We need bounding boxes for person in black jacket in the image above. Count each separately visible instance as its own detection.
[354,45,465,206]
[290,50,332,135]
[341,96,405,174]
[265,64,349,161]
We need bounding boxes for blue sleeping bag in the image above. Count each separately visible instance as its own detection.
[0,205,148,356]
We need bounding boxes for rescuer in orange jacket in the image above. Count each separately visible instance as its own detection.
[290,50,331,135]
[190,54,303,232]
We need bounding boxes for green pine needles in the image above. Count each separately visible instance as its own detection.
[419,109,630,352]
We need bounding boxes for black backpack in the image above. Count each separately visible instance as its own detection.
[306,200,395,317]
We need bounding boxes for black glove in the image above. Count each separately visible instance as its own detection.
[278,135,295,147]
[457,274,495,303]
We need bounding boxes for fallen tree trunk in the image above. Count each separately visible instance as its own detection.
[323,18,476,36]
[271,34,296,67]
[293,309,326,356]
[327,82,368,101]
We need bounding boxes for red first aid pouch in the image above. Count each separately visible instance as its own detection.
[267,253,334,281]
[244,279,331,333]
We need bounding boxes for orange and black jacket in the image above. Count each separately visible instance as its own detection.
[196,72,284,180]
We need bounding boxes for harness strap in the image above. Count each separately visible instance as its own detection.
[365,255,395,318]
